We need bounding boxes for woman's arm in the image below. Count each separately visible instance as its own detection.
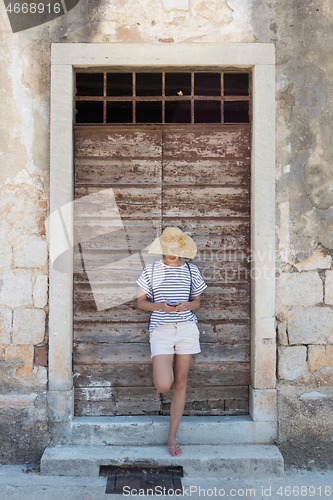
[137,289,177,313]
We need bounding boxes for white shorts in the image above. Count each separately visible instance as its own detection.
[149,321,201,358]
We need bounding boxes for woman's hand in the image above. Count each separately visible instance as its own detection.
[175,296,201,312]
[162,302,178,313]
[174,301,188,312]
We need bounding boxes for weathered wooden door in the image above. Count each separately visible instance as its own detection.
[73,125,250,416]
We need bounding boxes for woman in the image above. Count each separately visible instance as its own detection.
[136,227,207,456]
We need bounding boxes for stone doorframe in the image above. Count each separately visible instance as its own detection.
[48,43,276,441]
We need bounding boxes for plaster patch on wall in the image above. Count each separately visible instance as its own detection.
[277,201,292,264]
[293,63,327,119]
[5,170,44,191]
[304,155,333,210]
[300,391,328,400]
[313,208,333,250]
[227,0,252,23]
[114,24,147,43]
[303,123,333,211]
[162,0,189,10]
[11,47,37,175]
[191,0,233,23]
[295,250,331,272]
[86,0,253,43]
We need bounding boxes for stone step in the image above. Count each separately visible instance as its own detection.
[40,444,284,479]
[69,415,277,446]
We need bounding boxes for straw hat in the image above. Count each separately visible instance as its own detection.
[148,227,197,259]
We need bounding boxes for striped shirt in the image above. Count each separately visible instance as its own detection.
[136,259,207,332]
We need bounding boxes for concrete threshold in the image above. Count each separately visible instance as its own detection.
[69,415,277,446]
[40,444,284,479]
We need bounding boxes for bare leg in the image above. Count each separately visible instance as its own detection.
[168,354,192,454]
[152,354,174,394]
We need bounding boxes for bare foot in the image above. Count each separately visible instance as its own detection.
[168,439,182,456]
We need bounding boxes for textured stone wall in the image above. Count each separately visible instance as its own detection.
[251,0,333,469]
[0,0,332,467]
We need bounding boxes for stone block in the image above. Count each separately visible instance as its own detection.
[13,235,48,267]
[31,366,48,388]
[277,384,333,468]
[33,273,48,307]
[0,185,40,234]
[12,308,45,345]
[278,346,308,381]
[325,270,333,305]
[277,321,288,345]
[0,269,32,307]
[277,272,323,306]
[308,345,333,373]
[0,393,38,411]
[4,345,34,376]
[0,307,12,344]
[0,392,49,464]
[0,232,12,268]
[295,250,331,271]
[249,387,277,422]
[40,444,284,478]
[47,389,74,423]
[288,306,333,344]
[34,345,48,366]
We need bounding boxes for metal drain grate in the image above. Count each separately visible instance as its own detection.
[100,465,183,495]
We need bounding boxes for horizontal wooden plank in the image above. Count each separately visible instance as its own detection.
[188,362,250,386]
[74,385,157,402]
[158,218,250,250]
[73,285,250,321]
[163,129,250,159]
[73,282,140,313]
[198,285,250,320]
[196,343,250,363]
[75,158,161,185]
[73,247,249,265]
[73,219,161,255]
[162,400,249,416]
[74,386,161,416]
[73,321,250,344]
[75,128,163,158]
[161,385,249,416]
[73,250,250,284]
[73,219,249,254]
[73,297,150,321]
[73,363,154,387]
[225,398,249,411]
[73,361,250,388]
[163,159,249,186]
[161,385,248,404]
[73,251,146,285]
[73,342,151,364]
[74,323,149,343]
[163,187,249,218]
[74,186,161,218]
[73,342,249,365]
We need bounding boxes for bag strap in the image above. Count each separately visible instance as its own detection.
[151,262,155,303]
[186,262,193,301]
